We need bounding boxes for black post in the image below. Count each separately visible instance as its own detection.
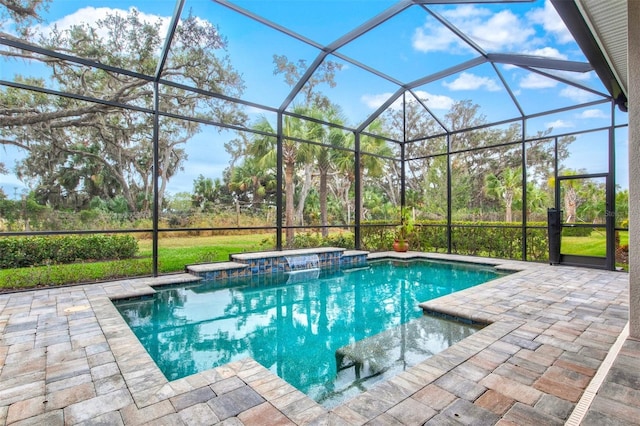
[354,132,361,250]
[276,112,283,250]
[547,207,561,265]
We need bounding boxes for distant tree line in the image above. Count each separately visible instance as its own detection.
[0,4,628,243]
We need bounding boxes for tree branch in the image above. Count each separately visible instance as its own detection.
[0,137,31,150]
[0,0,44,20]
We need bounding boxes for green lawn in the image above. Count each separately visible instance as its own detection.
[562,230,628,257]
[0,230,628,291]
[0,233,272,290]
[138,233,273,273]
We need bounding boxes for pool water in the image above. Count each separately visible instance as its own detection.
[114,259,507,407]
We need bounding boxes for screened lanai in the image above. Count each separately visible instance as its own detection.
[2,1,640,424]
[0,2,630,277]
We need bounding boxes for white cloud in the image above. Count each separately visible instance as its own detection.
[443,72,500,92]
[413,90,455,110]
[246,106,268,115]
[441,5,491,20]
[545,119,573,129]
[560,86,597,103]
[361,90,453,111]
[412,5,491,53]
[520,73,557,89]
[524,47,568,60]
[412,0,578,62]
[467,10,535,51]
[361,93,398,109]
[412,24,460,53]
[413,6,535,54]
[554,70,593,83]
[576,109,608,119]
[34,7,171,43]
[527,0,574,44]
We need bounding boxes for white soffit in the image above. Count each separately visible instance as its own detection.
[576,0,628,96]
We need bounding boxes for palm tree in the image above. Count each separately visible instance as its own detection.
[548,170,581,224]
[579,179,606,223]
[228,156,275,208]
[484,167,522,222]
[359,121,394,219]
[249,105,321,246]
[332,120,392,226]
[316,106,348,237]
[525,181,550,220]
[192,174,216,211]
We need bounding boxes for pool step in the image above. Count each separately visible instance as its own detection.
[185,262,249,281]
[335,315,480,378]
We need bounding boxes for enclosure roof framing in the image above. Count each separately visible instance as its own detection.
[0,0,627,137]
[207,0,617,131]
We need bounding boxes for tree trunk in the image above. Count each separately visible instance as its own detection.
[564,186,577,223]
[295,164,313,226]
[284,162,295,246]
[358,166,364,223]
[319,167,328,238]
[505,190,513,222]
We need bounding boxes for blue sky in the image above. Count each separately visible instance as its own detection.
[0,0,628,198]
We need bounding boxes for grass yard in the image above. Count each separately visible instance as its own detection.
[0,230,628,290]
[562,230,628,257]
[0,233,272,290]
[138,233,273,273]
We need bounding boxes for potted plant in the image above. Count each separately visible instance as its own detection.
[393,207,414,252]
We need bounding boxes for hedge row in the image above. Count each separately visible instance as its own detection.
[0,235,138,269]
[360,220,550,262]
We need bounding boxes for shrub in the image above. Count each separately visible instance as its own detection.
[0,235,138,269]
[288,231,355,249]
[0,258,152,290]
[258,230,356,250]
[561,226,593,237]
[360,220,550,262]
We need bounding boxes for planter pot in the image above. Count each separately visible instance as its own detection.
[393,239,409,252]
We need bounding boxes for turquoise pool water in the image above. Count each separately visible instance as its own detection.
[114,259,507,407]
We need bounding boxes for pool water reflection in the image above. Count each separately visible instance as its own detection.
[114,259,507,407]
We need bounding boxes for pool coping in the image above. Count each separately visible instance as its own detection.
[98,252,532,421]
[0,251,631,424]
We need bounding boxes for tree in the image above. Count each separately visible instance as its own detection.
[273,55,343,110]
[560,172,580,223]
[525,181,550,220]
[228,55,346,243]
[192,174,230,212]
[249,107,321,246]
[332,119,393,223]
[271,55,347,237]
[615,188,629,227]
[311,105,349,237]
[578,179,606,224]
[1,8,245,214]
[0,0,49,39]
[360,124,394,215]
[484,167,522,222]
[228,156,276,209]
[380,95,444,211]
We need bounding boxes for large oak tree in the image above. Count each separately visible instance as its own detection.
[1,6,245,212]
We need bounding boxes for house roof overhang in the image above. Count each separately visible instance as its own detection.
[552,0,628,112]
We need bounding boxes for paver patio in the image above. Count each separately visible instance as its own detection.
[0,252,636,425]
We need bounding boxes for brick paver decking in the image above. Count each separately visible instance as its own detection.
[0,253,636,425]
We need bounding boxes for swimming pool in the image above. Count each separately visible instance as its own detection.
[114,258,508,407]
